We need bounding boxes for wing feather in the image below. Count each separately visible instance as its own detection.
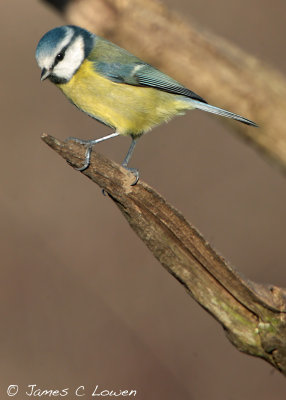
[93,58,206,103]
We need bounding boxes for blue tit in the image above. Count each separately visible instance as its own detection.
[35,25,257,184]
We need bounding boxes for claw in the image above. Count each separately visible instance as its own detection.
[76,144,92,171]
[64,137,93,171]
[122,166,139,186]
[64,137,90,145]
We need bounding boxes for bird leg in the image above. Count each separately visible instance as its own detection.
[65,132,120,171]
[121,137,139,186]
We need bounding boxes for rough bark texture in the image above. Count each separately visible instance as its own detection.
[41,134,286,375]
[42,0,286,173]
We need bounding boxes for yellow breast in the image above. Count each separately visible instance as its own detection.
[57,59,192,136]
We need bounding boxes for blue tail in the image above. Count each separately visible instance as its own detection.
[190,99,258,127]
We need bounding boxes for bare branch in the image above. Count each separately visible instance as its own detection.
[41,0,286,173]
[42,133,286,375]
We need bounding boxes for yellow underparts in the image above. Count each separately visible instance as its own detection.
[57,59,194,137]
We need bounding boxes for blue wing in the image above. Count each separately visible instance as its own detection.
[94,61,207,103]
[88,38,206,103]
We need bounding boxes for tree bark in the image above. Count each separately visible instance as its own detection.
[41,133,286,375]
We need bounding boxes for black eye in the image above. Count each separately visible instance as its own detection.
[56,53,64,62]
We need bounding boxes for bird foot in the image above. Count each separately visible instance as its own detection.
[64,137,93,171]
[122,165,139,186]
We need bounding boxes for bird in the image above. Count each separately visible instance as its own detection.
[35,25,257,184]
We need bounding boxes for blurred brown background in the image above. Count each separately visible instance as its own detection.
[1,0,286,398]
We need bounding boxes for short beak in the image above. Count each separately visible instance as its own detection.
[40,68,51,81]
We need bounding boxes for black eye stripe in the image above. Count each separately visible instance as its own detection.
[53,49,66,67]
[52,42,70,68]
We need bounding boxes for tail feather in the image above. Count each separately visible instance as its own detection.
[190,99,258,127]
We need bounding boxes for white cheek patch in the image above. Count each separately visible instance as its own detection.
[53,35,85,81]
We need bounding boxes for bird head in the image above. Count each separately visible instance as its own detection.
[35,25,94,84]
